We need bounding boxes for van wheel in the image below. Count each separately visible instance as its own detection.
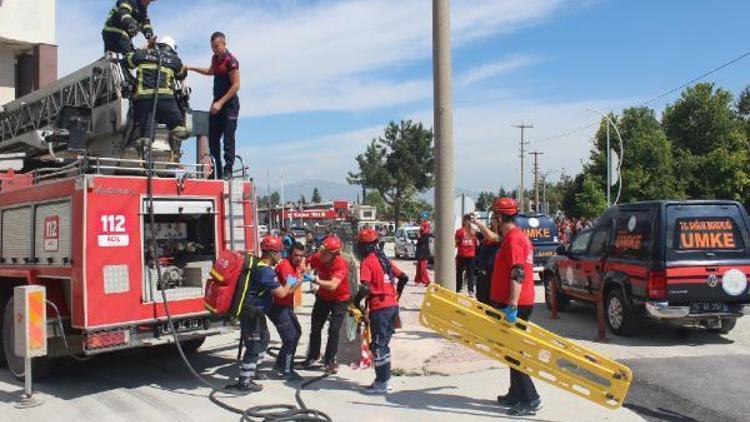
[543,273,570,311]
[2,299,54,380]
[605,289,637,336]
[717,318,737,335]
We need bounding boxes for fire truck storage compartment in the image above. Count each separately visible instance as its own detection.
[142,199,216,303]
[1,200,72,265]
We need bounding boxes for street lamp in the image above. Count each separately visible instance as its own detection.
[586,108,624,206]
[541,168,561,214]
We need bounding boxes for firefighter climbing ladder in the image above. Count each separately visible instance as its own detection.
[419,285,633,409]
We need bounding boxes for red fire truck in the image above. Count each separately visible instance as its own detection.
[0,57,259,377]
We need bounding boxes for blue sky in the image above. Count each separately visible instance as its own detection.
[57,0,750,198]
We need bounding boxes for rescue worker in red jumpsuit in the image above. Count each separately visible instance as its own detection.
[269,241,307,381]
[354,228,409,394]
[302,236,350,374]
[414,221,432,285]
[477,198,541,416]
[455,214,478,296]
[228,236,299,392]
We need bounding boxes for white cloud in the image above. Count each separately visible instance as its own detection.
[56,0,570,116]
[460,55,542,87]
[238,97,631,192]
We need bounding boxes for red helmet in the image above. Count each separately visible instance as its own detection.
[493,197,518,216]
[260,235,284,252]
[321,235,342,253]
[420,221,431,234]
[358,228,379,243]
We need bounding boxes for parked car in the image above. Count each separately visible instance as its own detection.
[543,200,750,336]
[258,224,269,237]
[517,213,562,272]
[394,226,420,259]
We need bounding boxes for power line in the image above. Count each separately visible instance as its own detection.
[532,50,750,145]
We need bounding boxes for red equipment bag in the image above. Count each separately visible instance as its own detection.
[204,250,254,316]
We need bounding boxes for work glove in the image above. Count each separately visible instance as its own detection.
[285,275,298,288]
[303,273,316,284]
[396,274,409,299]
[126,24,139,38]
[501,305,518,323]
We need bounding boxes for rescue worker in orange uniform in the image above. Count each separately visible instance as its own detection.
[270,241,307,381]
[354,228,409,394]
[414,221,432,285]
[476,198,541,416]
[301,236,350,374]
[227,236,299,392]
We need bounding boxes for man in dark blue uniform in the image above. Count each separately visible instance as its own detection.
[187,31,241,179]
[227,236,298,392]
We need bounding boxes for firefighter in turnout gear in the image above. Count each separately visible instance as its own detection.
[102,0,156,55]
[355,228,409,394]
[125,36,189,155]
[228,236,300,392]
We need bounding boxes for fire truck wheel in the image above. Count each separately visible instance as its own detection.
[178,336,207,354]
[2,299,54,380]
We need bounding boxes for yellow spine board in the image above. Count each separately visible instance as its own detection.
[419,285,633,409]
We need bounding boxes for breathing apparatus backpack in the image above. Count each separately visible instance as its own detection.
[204,250,259,319]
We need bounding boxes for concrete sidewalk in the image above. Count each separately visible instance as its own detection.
[0,259,643,422]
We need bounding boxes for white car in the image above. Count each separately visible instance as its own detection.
[394,226,420,259]
[258,224,268,237]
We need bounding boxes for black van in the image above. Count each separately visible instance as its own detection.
[544,200,750,335]
[516,213,561,272]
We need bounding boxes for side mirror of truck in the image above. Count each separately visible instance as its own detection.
[556,245,567,256]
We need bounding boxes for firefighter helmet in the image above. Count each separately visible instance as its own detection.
[260,235,284,252]
[322,235,342,253]
[358,228,379,244]
[493,197,519,216]
[158,36,177,51]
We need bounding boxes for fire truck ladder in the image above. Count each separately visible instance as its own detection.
[0,56,126,156]
[224,156,251,251]
[420,285,633,409]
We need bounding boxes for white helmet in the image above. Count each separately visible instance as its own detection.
[158,36,177,51]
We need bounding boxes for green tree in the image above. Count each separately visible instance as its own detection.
[348,120,434,227]
[662,83,749,200]
[401,198,433,223]
[270,191,280,205]
[311,187,322,203]
[476,191,497,211]
[575,175,607,218]
[364,191,388,218]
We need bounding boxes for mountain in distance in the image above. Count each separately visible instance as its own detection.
[263,178,481,205]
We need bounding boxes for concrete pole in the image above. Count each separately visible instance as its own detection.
[606,121,611,207]
[513,124,532,212]
[433,0,456,291]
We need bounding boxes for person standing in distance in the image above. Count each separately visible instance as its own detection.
[186,32,240,179]
[455,214,478,296]
[487,198,541,416]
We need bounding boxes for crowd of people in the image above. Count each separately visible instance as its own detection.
[556,217,595,245]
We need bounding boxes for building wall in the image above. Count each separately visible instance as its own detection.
[0,44,15,106]
[0,0,56,45]
[0,0,57,106]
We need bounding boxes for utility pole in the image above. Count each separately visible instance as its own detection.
[513,124,532,212]
[433,0,456,290]
[529,151,544,213]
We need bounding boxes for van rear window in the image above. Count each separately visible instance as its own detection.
[674,217,744,250]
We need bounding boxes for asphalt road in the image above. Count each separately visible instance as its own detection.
[532,296,750,422]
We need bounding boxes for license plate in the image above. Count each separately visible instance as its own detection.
[690,302,725,313]
[160,318,203,335]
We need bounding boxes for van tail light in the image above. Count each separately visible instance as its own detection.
[647,270,668,300]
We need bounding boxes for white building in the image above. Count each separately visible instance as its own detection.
[0,0,57,106]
